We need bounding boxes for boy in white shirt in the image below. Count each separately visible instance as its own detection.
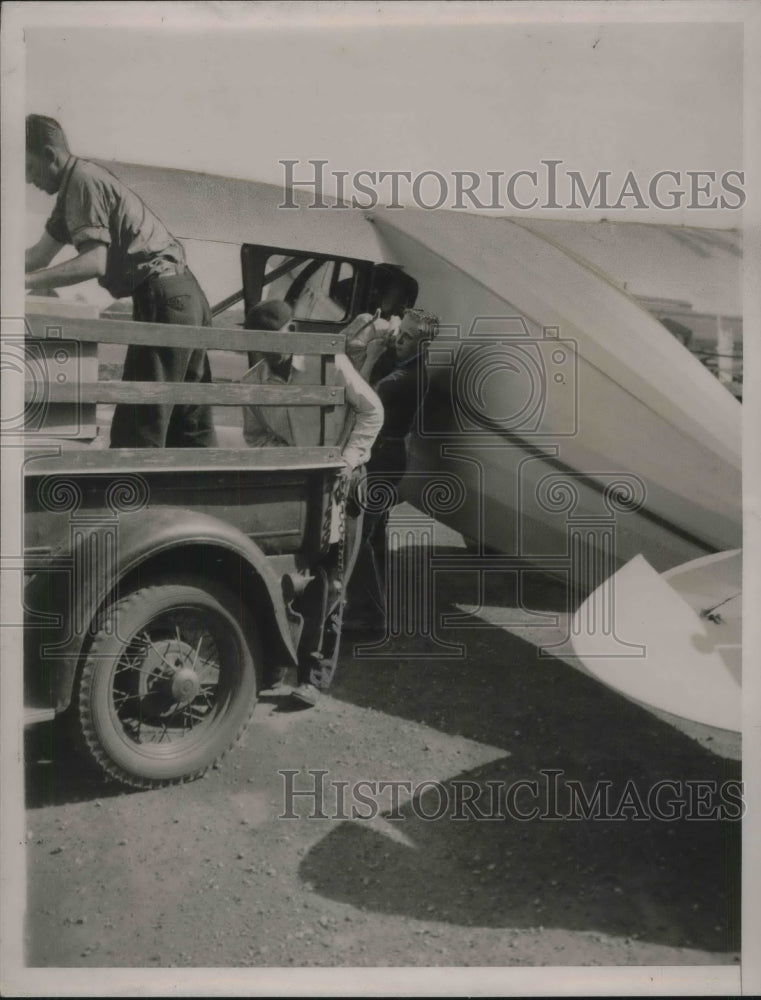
[243,300,384,705]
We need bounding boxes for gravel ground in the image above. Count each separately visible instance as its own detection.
[21,523,741,977]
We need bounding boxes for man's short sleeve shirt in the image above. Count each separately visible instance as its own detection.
[45,158,185,299]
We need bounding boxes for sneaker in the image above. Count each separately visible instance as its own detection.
[291,682,320,708]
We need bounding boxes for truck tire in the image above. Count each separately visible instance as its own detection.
[78,579,260,789]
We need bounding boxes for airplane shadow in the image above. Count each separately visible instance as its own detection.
[302,546,741,954]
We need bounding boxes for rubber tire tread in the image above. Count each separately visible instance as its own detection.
[77,579,260,790]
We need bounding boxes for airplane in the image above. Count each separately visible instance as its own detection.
[24,159,743,735]
[570,548,741,735]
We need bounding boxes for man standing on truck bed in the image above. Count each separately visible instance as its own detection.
[24,114,216,448]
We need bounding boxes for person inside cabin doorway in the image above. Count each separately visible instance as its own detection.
[345,306,440,632]
[25,114,216,448]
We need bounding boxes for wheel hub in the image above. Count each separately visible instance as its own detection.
[170,665,202,704]
[140,638,204,707]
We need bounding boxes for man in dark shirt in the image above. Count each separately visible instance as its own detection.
[25,114,216,448]
[345,307,440,631]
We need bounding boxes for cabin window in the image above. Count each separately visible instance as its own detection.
[264,255,354,321]
[241,245,362,325]
[241,245,419,328]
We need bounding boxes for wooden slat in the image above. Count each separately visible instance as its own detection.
[26,381,345,407]
[25,313,346,356]
[321,353,340,447]
[24,447,344,476]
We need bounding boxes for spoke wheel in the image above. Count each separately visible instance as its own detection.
[79,580,259,788]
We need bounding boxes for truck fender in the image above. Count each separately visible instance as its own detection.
[26,506,299,713]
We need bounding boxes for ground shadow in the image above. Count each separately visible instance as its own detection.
[303,546,741,953]
[300,753,740,953]
[25,686,309,807]
[25,721,131,808]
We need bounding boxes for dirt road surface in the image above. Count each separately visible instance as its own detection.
[22,517,741,973]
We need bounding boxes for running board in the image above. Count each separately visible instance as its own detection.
[24,707,56,725]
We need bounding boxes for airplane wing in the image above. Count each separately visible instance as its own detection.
[570,549,741,733]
